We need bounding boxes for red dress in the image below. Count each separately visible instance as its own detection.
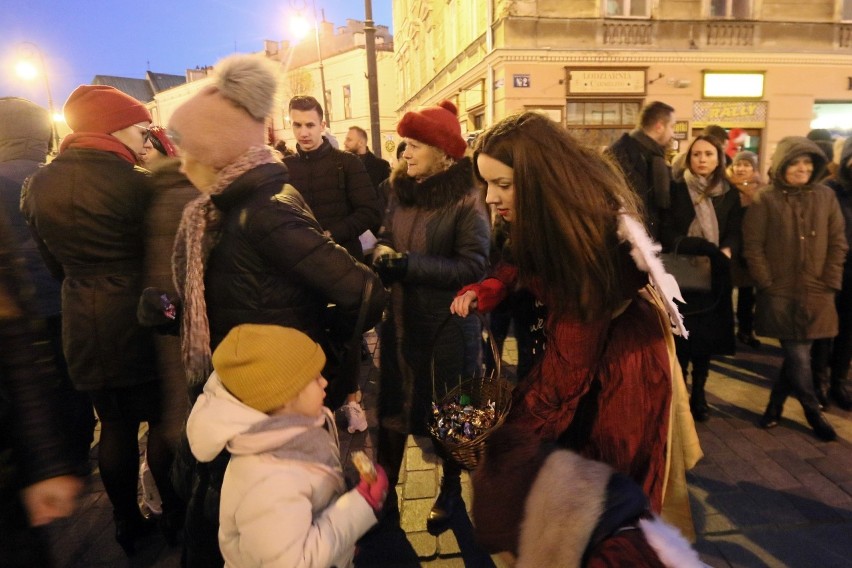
[460,260,672,511]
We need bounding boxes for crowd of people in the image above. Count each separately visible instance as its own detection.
[0,51,849,567]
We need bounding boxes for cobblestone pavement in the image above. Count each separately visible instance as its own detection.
[45,331,852,567]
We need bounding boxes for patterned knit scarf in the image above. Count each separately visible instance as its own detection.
[172,145,280,385]
[683,169,724,246]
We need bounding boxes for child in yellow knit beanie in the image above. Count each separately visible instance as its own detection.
[186,324,387,567]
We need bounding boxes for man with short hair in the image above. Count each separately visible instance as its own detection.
[286,96,381,261]
[344,126,391,198]
[285,95,382,434]
[608,101,677,239]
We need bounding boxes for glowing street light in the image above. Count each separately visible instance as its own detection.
[289,0,330,127]
[14,42,61,151]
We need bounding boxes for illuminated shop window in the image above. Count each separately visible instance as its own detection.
[566,101,640,126]
[703,72,764,98]
[605,0,650,18]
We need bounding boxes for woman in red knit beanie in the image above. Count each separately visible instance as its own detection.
[373,100,490,534]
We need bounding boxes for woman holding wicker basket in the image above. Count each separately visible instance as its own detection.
[372,100,490,534]
[451,112,702,560]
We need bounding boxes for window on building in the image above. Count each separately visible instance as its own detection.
[844,0,852,21]
[343,85,352,120]
[325,89,333,123]
[710,0,752,19]
[566,101,641,127]
[605,0,650,18]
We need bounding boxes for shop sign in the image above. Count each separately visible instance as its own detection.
[672,120,690,141]
[692,101,767,128]
[567,68,647,96]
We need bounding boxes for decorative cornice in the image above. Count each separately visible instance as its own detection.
[490,50,852,66]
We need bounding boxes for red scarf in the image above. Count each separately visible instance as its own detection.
[60,132,139,165]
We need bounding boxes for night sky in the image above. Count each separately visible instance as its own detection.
[1,0,394,112]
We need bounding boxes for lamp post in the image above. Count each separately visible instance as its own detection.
[364,0,381,157]
[290,0,330,128]
[15,42,61,151]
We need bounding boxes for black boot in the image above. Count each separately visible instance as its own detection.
[689,371,709,422]
[426,464,462,535]
[804,408,837,441]
[829,377,852,411]
[813,368,830,409]
[759,402,783,429]
[737,331,762,349]
[114,512,156,556]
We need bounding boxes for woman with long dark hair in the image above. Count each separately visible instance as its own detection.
[452,112,701,557]
[661,135,743,422]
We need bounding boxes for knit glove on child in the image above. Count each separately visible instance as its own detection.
[356,464,388,513]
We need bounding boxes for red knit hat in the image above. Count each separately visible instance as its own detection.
[397,100,466,159]
[148,126,178,157]
[63,85,151,134]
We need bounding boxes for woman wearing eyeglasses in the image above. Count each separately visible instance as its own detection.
[21,86,177,554]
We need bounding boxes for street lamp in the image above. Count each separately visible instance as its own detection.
[364,0,382,157]
[14,42,61,151]
[289,0,330,128]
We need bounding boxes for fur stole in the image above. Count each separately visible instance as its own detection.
[392,156,474,210]
[517,449,703,568]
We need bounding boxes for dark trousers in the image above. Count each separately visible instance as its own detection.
[736,287,756,335]
[769,340,822,412]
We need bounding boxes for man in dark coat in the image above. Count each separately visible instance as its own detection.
[286,96,383,433]
[608,101,677,240]
[0,97,95,470]
[344,125,391,200]
[285,97,382,262]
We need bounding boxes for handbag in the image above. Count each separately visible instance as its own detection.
[661,242,712,293]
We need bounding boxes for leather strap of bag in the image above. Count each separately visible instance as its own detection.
[347,276,374,350]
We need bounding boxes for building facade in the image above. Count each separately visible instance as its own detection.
[393,0,852,164]
[151,19,400,161]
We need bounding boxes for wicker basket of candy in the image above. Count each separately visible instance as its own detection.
[428,313,513,470]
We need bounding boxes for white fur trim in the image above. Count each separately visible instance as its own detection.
[214,54,278,121]
[639,517,707,568]
[616,212,688,337]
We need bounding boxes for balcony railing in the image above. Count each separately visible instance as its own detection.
[706,22,755,47]
[840,24,852,48]
[603,21,654,46]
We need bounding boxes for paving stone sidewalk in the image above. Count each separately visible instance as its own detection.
[45,332,852,567]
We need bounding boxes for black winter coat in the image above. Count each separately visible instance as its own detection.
[661,179,742,356]
[20,149,157,391]
[609,133,668,240]
[377,158,490,432]
[284,139,381,260]
[204,163,387,351]
[0,206,76,495]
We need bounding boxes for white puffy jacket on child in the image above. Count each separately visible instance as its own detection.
[187,373,377,568]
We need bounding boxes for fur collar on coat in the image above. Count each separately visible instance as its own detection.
[392,156,474,210]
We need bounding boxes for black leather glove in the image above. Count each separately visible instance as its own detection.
[374,252,409,285]
[137,287,180,333]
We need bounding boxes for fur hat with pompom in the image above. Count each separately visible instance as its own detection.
[397,100,466,159]
[168,54,278,169]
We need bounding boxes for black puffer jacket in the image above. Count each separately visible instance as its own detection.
[20,148,157,391]
[284,139,381,260]
[204,162,387,351]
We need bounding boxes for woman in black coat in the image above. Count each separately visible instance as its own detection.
[373,100,490,534]
[661,135,743,422]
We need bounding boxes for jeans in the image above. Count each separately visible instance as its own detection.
[769,340,822,412]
